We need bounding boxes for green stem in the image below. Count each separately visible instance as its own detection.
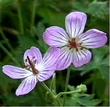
[0,43,20,66]
[30,0,36,35]
[56,90,80,98]
[17,0,24,35]
[50,73,56,93]
[41,82,55,98]
[53,73,56,93]
[63,68,71,105]
[41,82,62,106]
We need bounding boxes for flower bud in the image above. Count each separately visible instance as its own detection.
[76,84,87,92]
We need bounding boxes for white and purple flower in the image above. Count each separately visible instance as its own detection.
[43,12,107,70]
[3,47,59,96]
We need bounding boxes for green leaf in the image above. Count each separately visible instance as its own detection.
[87,1,108,20]
[65,93,101,106]
[78,95,101,106]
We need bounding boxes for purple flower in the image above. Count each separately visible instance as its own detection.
[3,47,59,96]
[43,12,107,70]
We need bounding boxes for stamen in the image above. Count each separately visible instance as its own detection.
[68,38,82,51]
[27,56,39,74]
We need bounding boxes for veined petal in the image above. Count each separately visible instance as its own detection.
[37,70,55,82]
[72,49,92,67]
[37,48,60,81]
[79,29,107,48]
[43,26,69,47]
[16,75,37,96]
[65,12,87,38]
[42,47,60,70]
[56,47,73,70]
[3,65,32,79]
[24,47,42,66]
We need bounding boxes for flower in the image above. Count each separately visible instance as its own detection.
[3,47,60,96]
[43,12,107,70]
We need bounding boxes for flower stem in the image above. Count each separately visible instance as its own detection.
[41,82,55,98]
[56,90,80,98]
[50,73,56,93]
[41,82,62,106]
[63,68,71,105]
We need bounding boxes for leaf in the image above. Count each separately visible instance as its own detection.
[87,1,108,20]
[65,93,101,106]
[78,95,101,106]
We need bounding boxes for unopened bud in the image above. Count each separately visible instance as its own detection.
[76,84,87,92]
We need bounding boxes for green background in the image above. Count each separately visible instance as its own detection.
[0,0,109,106]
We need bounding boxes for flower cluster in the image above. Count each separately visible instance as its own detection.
[2,12,107,96]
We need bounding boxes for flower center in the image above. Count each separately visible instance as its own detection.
[26,56,39,75]
[68,38,82,51]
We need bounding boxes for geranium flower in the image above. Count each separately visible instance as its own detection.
[3,47,59,96]
[43,12,107,70]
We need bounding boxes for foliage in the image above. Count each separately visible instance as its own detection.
[0,0,109,106]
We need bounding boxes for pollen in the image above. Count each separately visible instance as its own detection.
[68,38,82,51]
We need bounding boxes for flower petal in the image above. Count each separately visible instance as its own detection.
[79,29,107,48]
[37,48,60,81]
[56,47,73,70]
[16,75,37,96]
[43,26,69,47]
[72,49,92,67]
[37,70,55,82]
[3,65,32,79]
[24,47,42,66]
[65,12,87,38]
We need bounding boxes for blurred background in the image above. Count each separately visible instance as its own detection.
[0,0,109,106]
